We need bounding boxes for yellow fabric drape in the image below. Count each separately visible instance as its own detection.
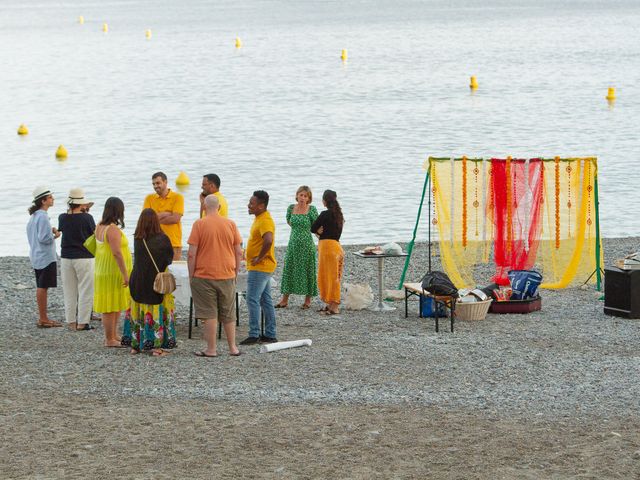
[430,157,601,289]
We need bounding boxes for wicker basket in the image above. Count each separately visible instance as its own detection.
[455,299,492,321]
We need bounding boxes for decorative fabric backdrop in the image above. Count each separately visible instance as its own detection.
[430,157,602,289]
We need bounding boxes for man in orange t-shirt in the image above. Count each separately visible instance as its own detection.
[188,194,243,357]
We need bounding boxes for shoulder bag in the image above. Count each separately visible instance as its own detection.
[143,239,177,294]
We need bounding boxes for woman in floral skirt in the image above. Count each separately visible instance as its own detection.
[123,208,176,356]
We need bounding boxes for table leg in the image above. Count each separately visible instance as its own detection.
[188,297,193,339]
[369,257,395,312]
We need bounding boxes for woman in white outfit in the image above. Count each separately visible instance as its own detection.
[57,188,96,330]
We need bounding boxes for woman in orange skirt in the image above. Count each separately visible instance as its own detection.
[311,190,344,315]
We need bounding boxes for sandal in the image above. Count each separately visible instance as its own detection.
[151,349,171,357]
[316,307,328,313]
[275,303,288,309]
[301,304,311,310]
[37,320,62,328]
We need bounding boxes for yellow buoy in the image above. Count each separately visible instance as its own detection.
[235,37,242,48]
[470,76,478,90]
[341,49,348,61]
[606,87,616,101]
[176,171,190,186]
[78,16,84,25]
[145,29,152,39]
[102,23,109,33]
[55,145,68,159]
[17,124,29,135]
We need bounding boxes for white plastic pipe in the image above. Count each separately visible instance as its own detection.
[259,339,312,353]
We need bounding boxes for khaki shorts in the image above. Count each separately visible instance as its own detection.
[190,277,236,323]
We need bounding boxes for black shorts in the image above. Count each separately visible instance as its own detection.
[34,262,57,289]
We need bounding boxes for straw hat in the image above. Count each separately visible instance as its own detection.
[32,186,52,203]
[67,187,94,207]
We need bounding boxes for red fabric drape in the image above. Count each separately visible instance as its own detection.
[490,158,544,284]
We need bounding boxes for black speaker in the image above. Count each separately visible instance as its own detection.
[604,267,640,319]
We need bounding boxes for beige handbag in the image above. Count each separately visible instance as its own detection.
[143,239,177,294]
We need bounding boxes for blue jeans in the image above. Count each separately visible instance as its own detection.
[246,270,276,338]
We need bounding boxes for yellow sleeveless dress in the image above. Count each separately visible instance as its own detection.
[93,225,133,313]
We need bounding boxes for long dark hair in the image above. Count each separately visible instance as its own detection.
[28,196,48,215]
[134,208,162,239]
[323,190,344,227]
[100,197,125,228]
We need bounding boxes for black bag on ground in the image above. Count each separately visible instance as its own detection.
[421,271,458,296]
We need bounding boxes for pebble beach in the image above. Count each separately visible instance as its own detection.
[2,238,640,479]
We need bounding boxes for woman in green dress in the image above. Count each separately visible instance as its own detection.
[276,186,319,309]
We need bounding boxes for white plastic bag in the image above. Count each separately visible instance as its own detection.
[381,242,403,255]
[343,283,374,310]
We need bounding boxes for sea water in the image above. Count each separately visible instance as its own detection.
[1,0,639,256]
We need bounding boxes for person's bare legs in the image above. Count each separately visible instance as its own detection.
[200,318,218,356]
[36,287,49,323]
[303,295,312,308]
[102,312,120,347]
[173,247,182,261]
[275,293,289,308]
[222,320,240,355]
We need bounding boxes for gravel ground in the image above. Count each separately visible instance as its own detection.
[1,238,640,479]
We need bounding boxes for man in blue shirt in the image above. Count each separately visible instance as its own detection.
[27,186,62,328]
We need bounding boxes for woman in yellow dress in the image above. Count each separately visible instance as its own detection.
[93,197,132,347]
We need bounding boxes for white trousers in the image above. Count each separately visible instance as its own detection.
[61,258,95,325]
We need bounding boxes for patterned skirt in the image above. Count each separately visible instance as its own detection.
[121,294,176,351]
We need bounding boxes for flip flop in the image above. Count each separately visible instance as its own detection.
[275,303,288,309]
[300,304,311,310]
[229,351,242,357]
[317,307,328,313]
[194,351,218,358]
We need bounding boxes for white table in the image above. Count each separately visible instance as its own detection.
[352,251,408,311]
[168,262,248,338]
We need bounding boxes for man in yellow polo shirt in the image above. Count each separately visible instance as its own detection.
[200,173,228,218]
[239,190,277,345]
[143,171,184,260]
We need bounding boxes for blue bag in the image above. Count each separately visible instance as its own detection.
[507,270,542,300]
[421,296,448,318]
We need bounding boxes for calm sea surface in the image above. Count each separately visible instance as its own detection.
[2,0,639,256]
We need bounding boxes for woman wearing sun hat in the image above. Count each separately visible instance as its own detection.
[27,186,62,328]
[57,188,96,330]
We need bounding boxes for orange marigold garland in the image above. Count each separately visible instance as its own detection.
[473,162,480,237]
[555,156,560,249]
[566,162,572,238]
[506,156,512,253]
[462,156,468,247]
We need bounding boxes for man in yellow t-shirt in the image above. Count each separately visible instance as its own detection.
[143,171,184,260]
[239,190,277,346]
[200,173,228,218]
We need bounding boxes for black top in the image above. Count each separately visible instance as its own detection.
[58,213,96,259]
[129,233,174,305]
[311,210,343,241]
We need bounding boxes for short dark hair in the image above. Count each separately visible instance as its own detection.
[253,190,269,208]
[100,197,125,228]
[134,208,162,239]
[152,171,167,181]
[203,174,221,188]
